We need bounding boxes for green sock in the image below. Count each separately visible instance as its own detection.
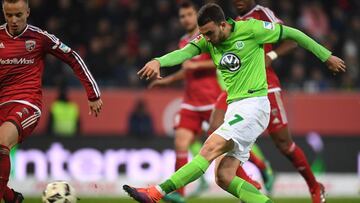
[227,177,273,203]
[189,140,208,186]
[189,140,202,156]
[159,155,209,194]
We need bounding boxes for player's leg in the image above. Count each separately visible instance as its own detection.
[173,128,194,196]
[211,96,272,203]
[172,109,202,197]
[267,91,325,203]
[123,133,234,203]
[209,92,262,189]
[215,156,272,203]
[0,122,18,199]
[1,103,39,202]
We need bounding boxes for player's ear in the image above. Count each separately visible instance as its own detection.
[220,21,226,30]
[26,8,30,18]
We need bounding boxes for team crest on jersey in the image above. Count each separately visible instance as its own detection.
[235,41,245,50]
[263,21,275,30]
[220,53,241,72]
[25,40,36,52]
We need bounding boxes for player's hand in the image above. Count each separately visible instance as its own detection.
[137,60,162,80]
[88,98,103,117]
[326,55,346,74]
[148,79,170,89]
[265,55,273,68]
[182,60,198,70]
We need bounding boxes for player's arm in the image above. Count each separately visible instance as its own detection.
[265,40,297,67]
[138,35,208,80]
[252,19,345,73]
[148,69,185,89]
[182,59,216,70]
[281,25,345,72]
[42,33,103,117]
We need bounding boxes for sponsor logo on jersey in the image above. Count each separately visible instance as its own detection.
[235,41,245,50]
[59,43,71,53]
[220,53,241,72]
[0,42,5,48]
[0,58,35,65]
[263,21,275,30]
[25,40,36,52]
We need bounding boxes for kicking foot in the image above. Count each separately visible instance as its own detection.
[4,189,24,203]
[123,185,163,203]
[311,183,326,203]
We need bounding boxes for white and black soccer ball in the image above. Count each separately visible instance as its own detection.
[42,181,78,203]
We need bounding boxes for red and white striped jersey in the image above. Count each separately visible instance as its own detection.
[0,24,100,112]
[178,33,221,111]
[236,5,283,92]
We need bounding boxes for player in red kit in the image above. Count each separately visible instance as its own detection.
[0,0,103,202]
[208,1,325,202]
[149,1,221,202]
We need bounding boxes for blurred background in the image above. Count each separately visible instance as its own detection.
[4,0,360,201]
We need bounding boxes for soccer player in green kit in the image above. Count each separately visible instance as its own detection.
[124,3,346,203]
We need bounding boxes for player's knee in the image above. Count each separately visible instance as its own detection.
[174,130,193,151]
[174,137,190,151]
[0,135,13,148]
[199,141,220,161]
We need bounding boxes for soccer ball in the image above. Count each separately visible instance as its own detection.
[42,181,77,203]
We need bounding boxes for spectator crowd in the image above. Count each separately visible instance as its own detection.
[3,0,358,92]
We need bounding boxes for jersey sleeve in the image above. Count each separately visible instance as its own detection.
[155,43,200,67]
[189,34,209,53]
[251,19,283,44]
[282,25,331,62]
[42,32,101,101]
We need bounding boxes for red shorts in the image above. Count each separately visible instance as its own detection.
[214,91,228,111]
[214,91,288,134]
[174,108,212,135]
[0,102,41,143]
[267,91,288,133]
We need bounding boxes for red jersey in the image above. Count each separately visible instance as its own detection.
[236,5,282,91]
[0,24,100,112]
[178,33,221,111]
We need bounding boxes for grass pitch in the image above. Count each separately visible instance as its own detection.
[25,197,360,203]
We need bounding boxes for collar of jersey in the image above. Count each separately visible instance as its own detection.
[226,18,236,32]
[4,23,29,39]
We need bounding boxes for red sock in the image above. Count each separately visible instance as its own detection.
[249,151,266,171]
[175,150,188,196]
[3,186,15,201]
[285,142,317,189]
[0,145,10,199]
[236,165,261,189]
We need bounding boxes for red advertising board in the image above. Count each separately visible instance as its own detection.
[35,89,360,136]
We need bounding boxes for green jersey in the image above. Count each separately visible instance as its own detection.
[191,19,282,102]
[156,19,331,103]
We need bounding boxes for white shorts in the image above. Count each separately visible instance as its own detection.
[214,96,270,163]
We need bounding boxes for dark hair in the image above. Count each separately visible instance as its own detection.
[178,0,198,11]
[197,3,226,26]
[2,0,28,5]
